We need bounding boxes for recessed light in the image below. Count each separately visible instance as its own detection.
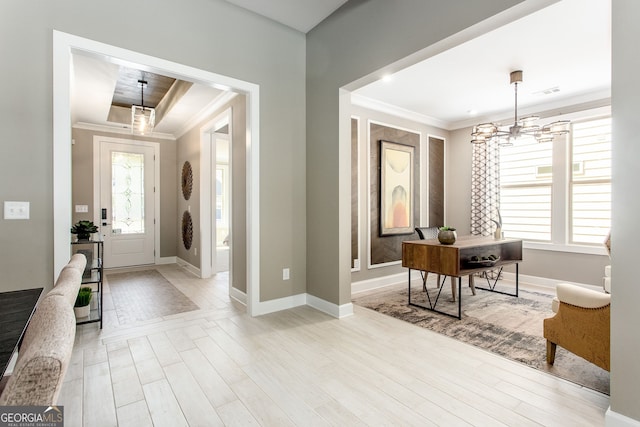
[382,74,393,83]
[467,109,478,116]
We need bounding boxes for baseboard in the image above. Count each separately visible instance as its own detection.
[351,271,422,294]
[307,294,353,318]
[176,257,201,277]
[253,293,307,316]
[501,272,602,292]
[157,256,177,265]
[606,408,640,427]
[229,286,246,305]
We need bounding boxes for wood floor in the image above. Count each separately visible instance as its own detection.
[58,264,609,426]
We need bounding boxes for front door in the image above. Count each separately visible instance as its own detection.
[98,140,156,268]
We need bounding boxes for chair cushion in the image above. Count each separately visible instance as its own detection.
[556,283,610,309]
[604,265,611,277]
[415,226,440,240]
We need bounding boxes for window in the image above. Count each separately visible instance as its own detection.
[499,113,611,249]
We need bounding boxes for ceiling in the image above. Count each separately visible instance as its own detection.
[353,0,611,130]
[70,0,610,138]
[222,0,349,33]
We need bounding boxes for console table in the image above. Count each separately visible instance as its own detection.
[0,288,43,377]
[402,236,523,319]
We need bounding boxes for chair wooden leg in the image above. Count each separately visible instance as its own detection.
[546,340,557,365]
[437,274,441,288]
[422,271,428,292]
[469,275,476,296]
[450,277,457,302]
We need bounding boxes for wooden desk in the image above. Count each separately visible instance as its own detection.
[402,236,522,319]
[0,288,43,377]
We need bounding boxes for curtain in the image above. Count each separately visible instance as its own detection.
[470,140,501,236]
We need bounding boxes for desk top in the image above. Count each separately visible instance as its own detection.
[402,236,522,276]
[0,288,43,377]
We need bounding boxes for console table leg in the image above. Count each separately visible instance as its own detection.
[450,276,457,302]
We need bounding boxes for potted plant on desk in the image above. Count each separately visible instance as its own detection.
[438,226,457,245]
[74,287,93,318]
[71,220,98,241]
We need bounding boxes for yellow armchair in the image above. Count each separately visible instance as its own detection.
[543,283,610,371]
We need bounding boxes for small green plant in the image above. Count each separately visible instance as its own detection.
[439,226,456,231]
[71,220,99,240]
[74,287,93,308]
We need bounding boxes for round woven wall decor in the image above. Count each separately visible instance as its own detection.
[182,210,193,250]
[181,161,193,200]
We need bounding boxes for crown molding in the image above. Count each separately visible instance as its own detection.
[350,93,449,130]
[174,91,239,139]
[72,122,176,140]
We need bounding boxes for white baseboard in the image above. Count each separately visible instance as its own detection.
[253,293,307,316]
[176,257,201,277]
[351,270,423,294]
[501,272,602,292]
[157,256,177,265]
[229,286,246,304]
[606,407,640,427]
[307,294,353,318]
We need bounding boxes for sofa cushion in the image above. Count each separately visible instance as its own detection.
[0,295,76,405]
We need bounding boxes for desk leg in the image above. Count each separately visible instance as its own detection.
[450,277,457,302]
[408,269,411,304]
[516,263,519,297]
[458,277,462,319]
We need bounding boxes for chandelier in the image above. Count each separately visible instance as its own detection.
[471,70,570,146]
[131,79,155,135]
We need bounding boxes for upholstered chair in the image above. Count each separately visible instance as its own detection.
[543,283,610,371]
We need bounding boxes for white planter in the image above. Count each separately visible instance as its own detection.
[74,304,90,318]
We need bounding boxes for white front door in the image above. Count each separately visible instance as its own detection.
[98,140,156,268]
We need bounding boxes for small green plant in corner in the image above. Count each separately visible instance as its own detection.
[74,287,93,308]
[71,220,98,240]
[439,226,456,231]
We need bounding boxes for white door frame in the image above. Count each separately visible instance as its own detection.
[53,31,261,316]
[93,136,161,266]
[200,108,232,279]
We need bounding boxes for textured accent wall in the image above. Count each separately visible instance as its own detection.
[369,123,420,265]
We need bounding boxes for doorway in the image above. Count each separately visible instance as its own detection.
[53,31,262,316]
[94,137,160,268]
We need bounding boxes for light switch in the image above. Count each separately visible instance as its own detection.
[4,201,30,220]
[75,205,89,213]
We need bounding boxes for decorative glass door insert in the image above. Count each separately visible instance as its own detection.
[111,151,145,234]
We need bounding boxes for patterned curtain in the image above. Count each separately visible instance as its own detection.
[470,140,501,236]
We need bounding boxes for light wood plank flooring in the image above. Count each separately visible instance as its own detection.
[58,264,609,426]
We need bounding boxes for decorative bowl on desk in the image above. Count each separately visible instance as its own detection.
[437,227,457,245]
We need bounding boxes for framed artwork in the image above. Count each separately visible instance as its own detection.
[380,140,414,236]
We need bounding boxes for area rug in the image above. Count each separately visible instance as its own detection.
[106,270,199,325]
[352,280,610,395]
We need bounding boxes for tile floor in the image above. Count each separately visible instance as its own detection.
[58,264,609,426]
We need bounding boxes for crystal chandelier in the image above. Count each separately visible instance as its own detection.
[471,70,570,146]
[131,79,155,135]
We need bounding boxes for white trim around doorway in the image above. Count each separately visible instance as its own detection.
[53,30,262,317]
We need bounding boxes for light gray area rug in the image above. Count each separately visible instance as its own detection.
[106,269,199,325]
[352,280,610,395]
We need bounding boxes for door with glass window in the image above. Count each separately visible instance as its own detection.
[99,141,155,268]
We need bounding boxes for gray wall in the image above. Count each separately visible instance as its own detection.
[611,0,640,420]
[0,0,306,301]
[307,0,528,305]
[71,128,178,258]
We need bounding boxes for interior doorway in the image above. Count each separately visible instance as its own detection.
[53,31,262,316]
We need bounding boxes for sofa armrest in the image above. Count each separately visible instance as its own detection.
[556,283,610,309]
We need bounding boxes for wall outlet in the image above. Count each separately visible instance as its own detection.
[4,201,30,220]
[282,268,290,280]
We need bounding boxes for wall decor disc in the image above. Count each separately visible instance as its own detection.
[182,210,193,250]
[181,161,193,200]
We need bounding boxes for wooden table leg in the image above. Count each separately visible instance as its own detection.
[450,276,457,302]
